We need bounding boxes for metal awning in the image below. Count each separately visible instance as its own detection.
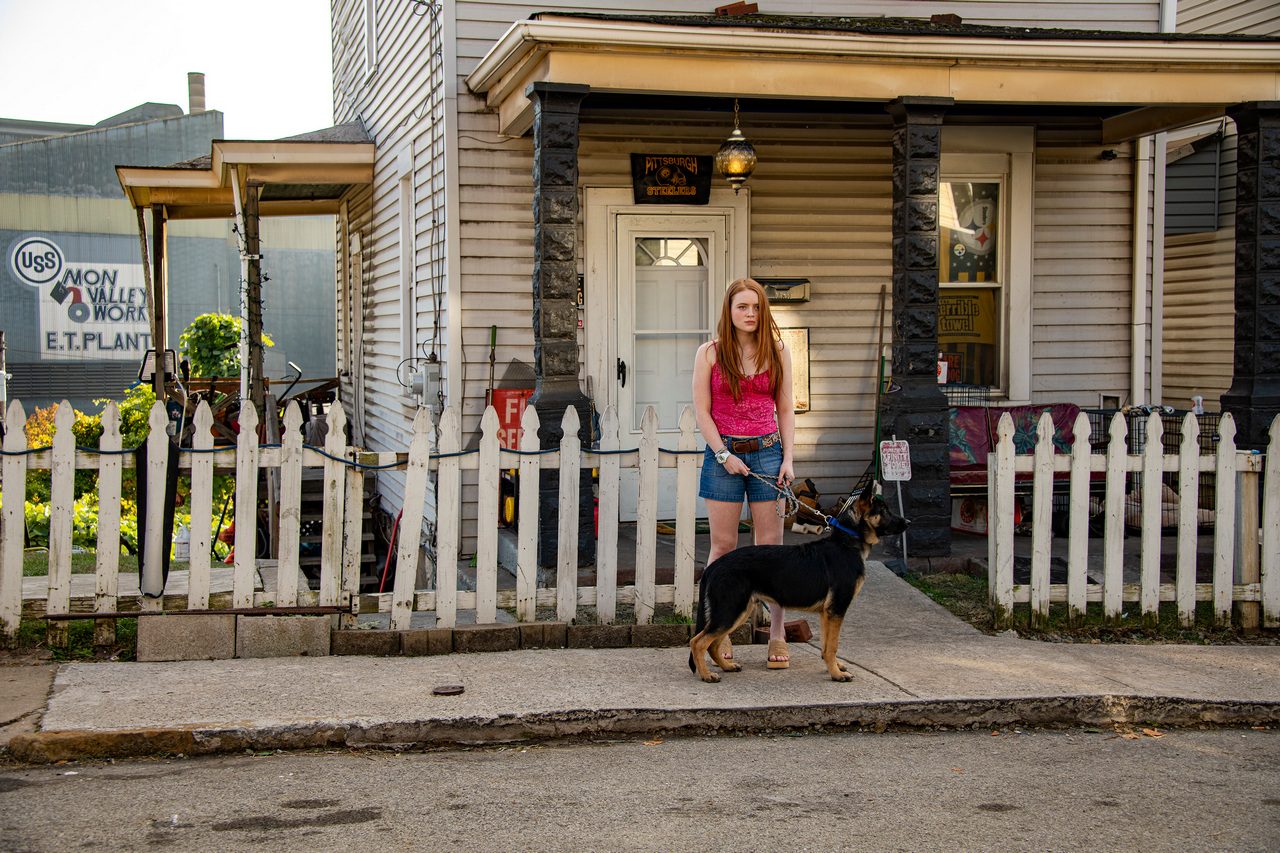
[115,121,374,219]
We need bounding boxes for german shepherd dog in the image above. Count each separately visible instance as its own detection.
[689,483,909,683]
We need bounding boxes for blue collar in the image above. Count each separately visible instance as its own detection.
[826,519,862,539]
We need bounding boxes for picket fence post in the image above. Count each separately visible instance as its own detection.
[476,407,501,625]
[634,406,659,626]
[94,403,123,644]
[1066,411,1091,625]
[435,406,461,629]
[556,406,581,623]
[187,402,215,612]
[1029,410,1054,628]
[1139,412,1163,627]
[1176,412,1200,627]
[1213,415,1238,628]
[231,402,260,610]
[1262,415,1279,628]
[595,406,620,624]
[674,406,699,620]
[990,412,1015,624]
[276,402,304,608]
[392,406,434,631]
[515,404,540,622]
[46,402,76,646]
[1102,413,1127,623]
[318,404,348,608]
[1,401,28,646]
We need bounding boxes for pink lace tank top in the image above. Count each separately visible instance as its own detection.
[710,361,777,437]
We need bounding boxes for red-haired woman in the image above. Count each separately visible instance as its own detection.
[692,278,795,668]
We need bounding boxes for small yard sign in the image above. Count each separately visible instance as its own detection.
[879,440,912,481]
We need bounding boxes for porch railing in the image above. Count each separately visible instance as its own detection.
[1,398,710,646]
[988,409,1279,629]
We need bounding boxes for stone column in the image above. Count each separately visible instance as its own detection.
[881,96,954,558]
[1221,101,1280,451]
[526,82,596,567]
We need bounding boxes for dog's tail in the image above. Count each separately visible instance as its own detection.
[688,568,709,673]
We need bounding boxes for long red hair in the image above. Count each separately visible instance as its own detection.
[714,278,783,403]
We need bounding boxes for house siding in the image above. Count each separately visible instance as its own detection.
[334,0,1173,550]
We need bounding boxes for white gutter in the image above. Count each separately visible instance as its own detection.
[1131,136,1153,407]
[467,17,1280,95]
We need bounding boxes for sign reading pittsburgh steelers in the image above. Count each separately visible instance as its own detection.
[9,234,151,361]
[630,154,712,205]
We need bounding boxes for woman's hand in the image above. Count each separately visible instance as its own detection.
[776,459,795,489]
[721,453,751,477]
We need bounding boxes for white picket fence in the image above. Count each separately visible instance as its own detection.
[1,398,709,647]
[988,409,1280,629]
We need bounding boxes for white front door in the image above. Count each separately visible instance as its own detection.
[615,214,727,520]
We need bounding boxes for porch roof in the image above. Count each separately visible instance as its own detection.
[465,14,1280,141]
[114,121,374,220]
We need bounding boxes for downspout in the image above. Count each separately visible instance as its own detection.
[1151,132,1168,406]
[443,0,463,417]
[1130,136,1153,407]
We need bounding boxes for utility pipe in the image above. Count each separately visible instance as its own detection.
[1130,136,1153,407]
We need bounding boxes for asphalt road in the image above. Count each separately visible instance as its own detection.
[1,727,1277,852]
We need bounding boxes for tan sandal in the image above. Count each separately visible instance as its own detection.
[767,638,790,669]
[717,636,733,661]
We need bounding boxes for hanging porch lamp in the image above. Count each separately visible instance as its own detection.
[715,98,756,194]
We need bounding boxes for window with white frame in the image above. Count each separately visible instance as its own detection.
[940,128,1033,402]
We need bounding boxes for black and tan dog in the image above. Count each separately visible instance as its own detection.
[689,483,909,683]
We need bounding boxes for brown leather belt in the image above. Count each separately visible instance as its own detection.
[728,432,780,453]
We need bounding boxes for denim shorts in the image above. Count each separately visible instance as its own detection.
[699,436,784,504]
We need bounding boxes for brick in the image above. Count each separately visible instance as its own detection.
[566,624,631,649]
[631,624,691,648]
[452,623,521,654]
[235,615,331,659]
[401,628,453,656]
[330,629,401,657]
[137,614,235,662]
[520,622,568,649]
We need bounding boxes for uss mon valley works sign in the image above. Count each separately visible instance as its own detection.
[631,154,712,204]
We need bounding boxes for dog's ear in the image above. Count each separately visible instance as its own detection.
[854,480,875,515]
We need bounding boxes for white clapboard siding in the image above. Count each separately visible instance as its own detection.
[1178,0,1280,35]
[989,409,1277,628]
[1163,229,1234,410]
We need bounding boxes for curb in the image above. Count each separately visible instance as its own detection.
[9,696,1278,764]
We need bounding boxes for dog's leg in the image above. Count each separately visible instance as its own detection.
[708,626,742,673]
[819,611,852,682]
[689,632,722,683]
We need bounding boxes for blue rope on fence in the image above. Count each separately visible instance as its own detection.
[2,438,702,468]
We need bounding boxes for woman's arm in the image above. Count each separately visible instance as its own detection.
[775,339,796,484]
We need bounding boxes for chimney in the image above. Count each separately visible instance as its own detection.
[188,72,206,114]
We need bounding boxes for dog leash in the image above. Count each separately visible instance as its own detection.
[744,469,801,520]
[742,469,862,539]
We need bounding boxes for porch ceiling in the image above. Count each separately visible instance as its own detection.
[115,122,374,220]
[465,15,1280,142]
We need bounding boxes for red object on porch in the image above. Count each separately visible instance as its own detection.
[489,388,534,450]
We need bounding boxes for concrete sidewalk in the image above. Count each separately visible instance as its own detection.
[3,562,1278,764]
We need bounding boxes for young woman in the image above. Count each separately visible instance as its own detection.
[692,277,795,668]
